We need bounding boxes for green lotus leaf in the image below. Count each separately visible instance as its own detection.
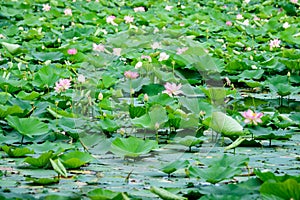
[1,42,21,54]
[25,177,59,185]
[260,179,300,200]
[150,186,187,200]
[60,151,94,169]
[254,169,300,183]
[50,159,67,177]
[204,112,244,137]
[188,165,242,184]
[201,154,249,168]
[131,105,168,130]
[6,115,49,137]
[32,51,64,61]
[160,160,190,175]
[99,118,120,133]
[110,136,158,158]
[0,105,23,118]
[248,126,293,140]
[174,136,204,147]
[87,188,123,200]
[238,69,264,80]
[24,151,53,168]
[16,91,40,100]
[2,145,34,158]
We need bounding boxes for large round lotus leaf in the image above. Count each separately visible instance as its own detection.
[110,136,158,158]
[205,112,244,136]
[6,115,49,137]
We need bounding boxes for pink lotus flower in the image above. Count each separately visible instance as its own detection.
[151,42,161,50]
[64,8,72,16]
[163,82,183,97]
[176,47,188,55]
[77,74,85,83]
[134,6,145,12]
[226,21,233,26]
[253,16,260,21]
[283,22,290,29]
[124,16,134,23]
[113,48,122,56]
[158,52,169,61]
[165,5,173,11]
[290,0,298,4]
[67,48,77,55]
[241,109,263,125]
[124,71,139,79]
[106,15,117,26]
[93,43,105,52]
[135,61,143,69]
[42,4,51,12]
[54,78,71,93]
[269,38,281,50]
[236,14,243,20]
[141,55,152,62]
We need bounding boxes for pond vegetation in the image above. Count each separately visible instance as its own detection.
[0,0,299,199]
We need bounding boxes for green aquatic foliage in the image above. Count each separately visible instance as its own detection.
[150,186,187,200]
[110,136,158,158]
[2,145,34,158]
[6,115,49,138]
[59,151,94,169]
[24,151,54,168]
[204,112,244,137]
[87,188,123,200]
[160,160,190,175]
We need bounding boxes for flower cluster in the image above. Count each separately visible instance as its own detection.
[54,79,71,93]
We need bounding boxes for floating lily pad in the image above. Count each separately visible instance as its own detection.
[25,176,59,185]
[174,136,204,151]
[260,179,300,200]
[131,105,168,130]
[6,115,49,138]
[248,126,293,146]
[24,151,53,168]
[2,145,34,157]
[160,160,190,175]
[188,165,242,184]
[110,136,158,158]
[0,105,23,118]
[60,151,94,169]
[87,188,123,200]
